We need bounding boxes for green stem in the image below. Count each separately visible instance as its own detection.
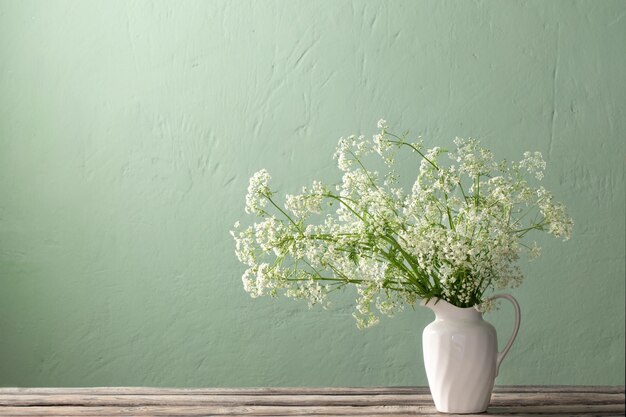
[380,235,429,293]
[516,221,547,237]
[348,149,380,191]
[475,174,480,206]
[324,193,366,222]
[266,194,302,232]
[458,181,469,203]
[385,133,439,171]
[443,191,455,231]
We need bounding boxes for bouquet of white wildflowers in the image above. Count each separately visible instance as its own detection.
[231,121,573,328]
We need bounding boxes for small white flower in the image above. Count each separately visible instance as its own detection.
[529,242,541,260]
[520,151,546,181]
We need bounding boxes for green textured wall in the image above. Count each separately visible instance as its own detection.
[1,0,624,387]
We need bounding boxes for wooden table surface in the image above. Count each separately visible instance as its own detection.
[0,386,623,416]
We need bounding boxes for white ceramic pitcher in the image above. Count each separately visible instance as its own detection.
[422,294,521,414]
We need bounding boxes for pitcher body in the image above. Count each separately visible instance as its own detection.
[422,299,497,413]
[422,295,521,413]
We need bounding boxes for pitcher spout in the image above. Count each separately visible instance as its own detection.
[420,297,443,313]
[421,297,482,321]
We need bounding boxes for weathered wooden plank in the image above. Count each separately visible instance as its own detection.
[0,393,426,407]
[0,385,622,395]
[0,387,623,416]
[0,387,427,396]
[0,405,435,416]
[0,392,622,407]
[489,392,625,405]
[488,403,626,415]
[492,385,625,394]
[0,403,624,417]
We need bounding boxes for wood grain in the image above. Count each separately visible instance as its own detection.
[0,386,623,416]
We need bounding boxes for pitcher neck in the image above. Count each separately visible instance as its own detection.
[422,298,483,321]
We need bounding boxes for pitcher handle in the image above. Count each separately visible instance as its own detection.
[489,294,521,377]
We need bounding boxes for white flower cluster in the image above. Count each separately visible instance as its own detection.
[285,181,327,219]
[245,169,272,215]
[232,121,573,328]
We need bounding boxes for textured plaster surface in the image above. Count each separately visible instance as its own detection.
[0,0,624,386]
